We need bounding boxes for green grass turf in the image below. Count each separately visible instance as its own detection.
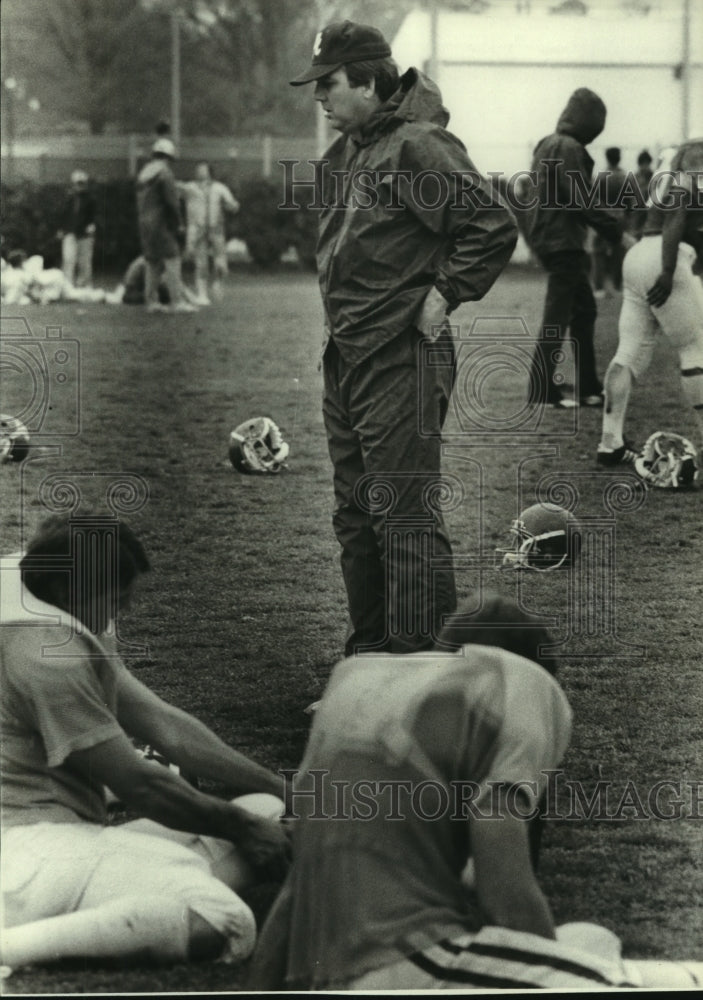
[1,267,702,993]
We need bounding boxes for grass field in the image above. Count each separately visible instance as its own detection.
[1,264,702,994]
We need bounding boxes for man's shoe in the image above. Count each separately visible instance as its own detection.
[552,398,579,410]
[172,301,199,313]
[596,442,639,467]
[581,394,604,408]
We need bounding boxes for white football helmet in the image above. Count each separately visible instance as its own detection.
[229,416,289,474]
[496,502,581,572]
[634,431,698,489]
[0,415,30,464]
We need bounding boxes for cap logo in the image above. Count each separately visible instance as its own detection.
[313,31,323,56]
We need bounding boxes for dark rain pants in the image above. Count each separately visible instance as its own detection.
[322,326,457,657]
[528,250,602,404]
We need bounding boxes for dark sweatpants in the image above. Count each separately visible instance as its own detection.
[323,327,457,657]
[528,250,602,404]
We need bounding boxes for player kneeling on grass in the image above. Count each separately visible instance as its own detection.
[0,515,290,971]
[248,593,702,991]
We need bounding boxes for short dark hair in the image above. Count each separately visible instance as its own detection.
[344,57,400,102]
[605,146,621,166]
[8,250,27,269]
[637,149,652,166]
[21,514,150,612]
[435,590,559,676]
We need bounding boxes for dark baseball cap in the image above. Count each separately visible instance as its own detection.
[290,20,392,86]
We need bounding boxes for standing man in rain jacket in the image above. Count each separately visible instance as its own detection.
[290,21,517,656]
[136,138,197,314]
[526,89,631,409]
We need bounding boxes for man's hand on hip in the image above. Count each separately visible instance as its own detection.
[415,287,450,340]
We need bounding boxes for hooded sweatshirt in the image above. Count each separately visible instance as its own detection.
[526,88,622,261]
[136,157,182,262]
[315,68,518,368]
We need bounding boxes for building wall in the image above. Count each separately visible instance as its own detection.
[393,4,703,178]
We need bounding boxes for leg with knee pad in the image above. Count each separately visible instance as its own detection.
[600,360,634,451]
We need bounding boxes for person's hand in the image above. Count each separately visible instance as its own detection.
[415,286,450,340]
[85,224,96,236]
[646,271,674,308]
[235,814,292,881]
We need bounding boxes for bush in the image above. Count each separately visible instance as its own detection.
[1,179,141,273]
[231,177,318,270]
[1,176,318,275]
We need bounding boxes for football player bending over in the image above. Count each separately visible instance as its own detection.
[248,593,701,991]
[0,516,290,972]
[598,139,703,466]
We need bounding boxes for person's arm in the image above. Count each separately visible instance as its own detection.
[161,170,183,231]
[396,126,518,329]
[115,666,283,798]
[66,731,290,879]
[647,201,688,308]
[471,790,555,939]
[557,142,622,245]
[218,182,240,215]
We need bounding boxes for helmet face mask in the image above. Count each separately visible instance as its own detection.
[0,415,31,464]
[496,503,581,572]
[634,431,698,489]
[229,416,289,475]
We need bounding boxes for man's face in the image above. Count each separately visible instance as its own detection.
[195,164,210,183]
[313,67,375,133]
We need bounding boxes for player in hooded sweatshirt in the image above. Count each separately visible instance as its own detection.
[525,89,633,409]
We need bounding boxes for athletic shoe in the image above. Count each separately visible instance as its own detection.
[596,442,639,467]
[552,398,579,410]
[171,301,199,313]
[580,394,604,408]
[146,302,170,313]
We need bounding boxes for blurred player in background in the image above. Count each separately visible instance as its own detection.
[105,254,201,307]
[0,516,289,971]
[627,149,654,241]
[1,250,106,305]
[290,20,517,656]
[597,139,703,464]
[136,138,197,314]
[525,90,634,409]
[57,169,97,289]
[249,592,702,990]
[592,146,629,298]
[179,162,240,304]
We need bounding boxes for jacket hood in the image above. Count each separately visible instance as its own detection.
[556,88,606,145]
[355,67,449,143]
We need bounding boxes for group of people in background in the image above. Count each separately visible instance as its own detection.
[1,133,240,313]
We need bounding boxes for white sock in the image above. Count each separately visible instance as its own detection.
[600,363,632,451]
[1,895,189,968]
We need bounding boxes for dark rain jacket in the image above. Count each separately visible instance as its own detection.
[59,189,97,238]
[316,68,518,368]
[136,158,182,262]
[526,88,622,262]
